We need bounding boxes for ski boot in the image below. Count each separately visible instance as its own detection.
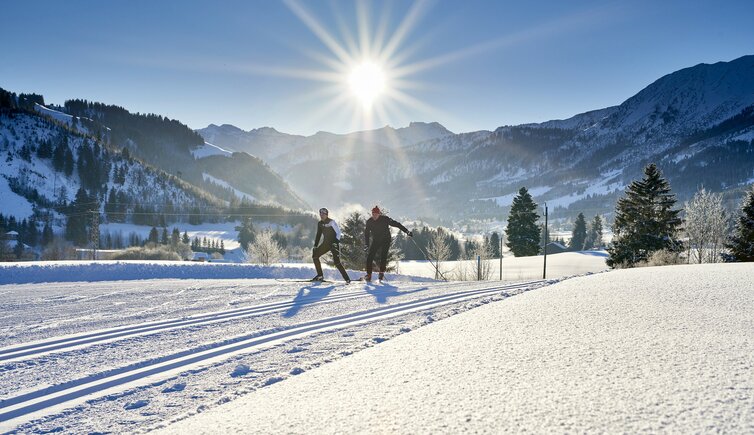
[378,272,385,282]
[310,275,325,282]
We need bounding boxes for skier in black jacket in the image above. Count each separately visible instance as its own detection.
[312,208,351,283]
[364,205,412,281]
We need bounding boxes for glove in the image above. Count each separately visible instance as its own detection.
[407,231,413,237]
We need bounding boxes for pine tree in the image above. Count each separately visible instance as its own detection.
[489,232,501,258]
[607,164,683,268]
[570,213,587,251]
[63,146,75,177]
[161,227,169,245]
[585,215,604,250]
[65,188,92,246]
[724,185,754,262]
[236,217,255,252]
[506,187,540,257]
[42,222,54,246]
[182,231,190,244]
[148,226,159,245]
[171,227,181,246]
[339,211,367,270]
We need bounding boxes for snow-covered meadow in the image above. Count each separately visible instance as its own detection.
[398,250,609,281]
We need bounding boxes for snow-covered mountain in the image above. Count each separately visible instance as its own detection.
[196,121,454,166]
[0,91,311,244]
[198,55,754,222]
[0,110,221,226]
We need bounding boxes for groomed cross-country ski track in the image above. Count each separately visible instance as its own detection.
[0,276,553,433]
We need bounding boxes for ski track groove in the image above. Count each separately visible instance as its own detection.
[0,280,543,428]
[0,288,366,362]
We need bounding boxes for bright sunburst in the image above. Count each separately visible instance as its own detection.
[348,61,387,108]
[277,0,449,132]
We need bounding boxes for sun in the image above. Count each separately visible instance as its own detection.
[348,61,386,108]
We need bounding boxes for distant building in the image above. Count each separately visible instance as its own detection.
[192,252,210,262]
[545,242,567,255]
[6,231,18,241]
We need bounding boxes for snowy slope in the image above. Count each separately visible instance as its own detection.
[160,263,754,434]
[190,142,232,159]
[0,112,220,223]
[0,176,34,219]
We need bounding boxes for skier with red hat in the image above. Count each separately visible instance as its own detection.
[363,205,412,282]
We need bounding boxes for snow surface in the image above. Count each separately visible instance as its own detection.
[159,263,754,434]
[546,177,624,210]
[0,261,433,285]
[191,142,232,159]
[398,251,608,281]
[0,176,34,219]
[481,185,552,207]
[0,263,546,433]
[33,104,73,126]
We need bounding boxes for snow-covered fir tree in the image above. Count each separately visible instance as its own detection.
[607,164,683,268]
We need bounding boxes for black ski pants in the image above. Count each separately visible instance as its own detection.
[312,240,350,281]
[366,239,390,274]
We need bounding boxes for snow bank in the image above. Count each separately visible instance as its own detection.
[159,263,754,433]
[0,261,432,285]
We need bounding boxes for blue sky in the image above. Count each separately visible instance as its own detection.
[2,0,753,135]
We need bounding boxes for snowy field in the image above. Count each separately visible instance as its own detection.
[0,262,551,433]
[0,251,608,285]
[398,250,609,281]
[159,263,754,434]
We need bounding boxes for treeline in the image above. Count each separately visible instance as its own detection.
[0,87,45,111]
[64,99,204,154]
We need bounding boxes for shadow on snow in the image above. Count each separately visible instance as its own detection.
[282,284,335,318]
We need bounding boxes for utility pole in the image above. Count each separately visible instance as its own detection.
[90,209,99,260]
[543,203,548,280]
[499,232,503,281]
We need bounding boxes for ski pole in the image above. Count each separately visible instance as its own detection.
[410,237,449,281]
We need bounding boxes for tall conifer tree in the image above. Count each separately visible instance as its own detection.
[724,185,754,262]
[505,187,540,257]
[607,164,683,267]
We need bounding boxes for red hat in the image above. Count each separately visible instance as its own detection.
[371,206,381,214]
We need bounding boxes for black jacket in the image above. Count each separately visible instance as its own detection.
[314,218,342,247]
[365,215,409,245]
